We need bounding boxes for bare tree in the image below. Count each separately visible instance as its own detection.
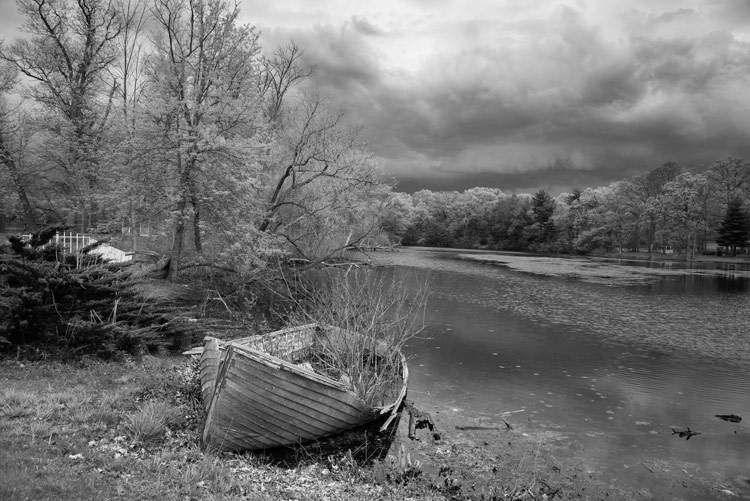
[257,41,315,123]
[107,0,149,250]
[0,0,124,230]
[258,92,383,262]
[0,65,38,229]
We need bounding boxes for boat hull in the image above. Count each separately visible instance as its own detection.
[200,324,407,452]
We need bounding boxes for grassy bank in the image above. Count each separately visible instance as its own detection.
[1,353,642,501]
[0,356,452,501]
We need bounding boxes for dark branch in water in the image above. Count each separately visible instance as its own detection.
[671,427,702,440]
[715,414,742,423]
[455,419,512,431]
[455,426,502,431]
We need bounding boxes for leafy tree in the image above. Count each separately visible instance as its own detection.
[487,194,530,250]
[708,156,750,206]
[378,192,415,244]
[716,197,750,256]
[598,182,632,254]
[145,0,266,280]
[558,188,591,252]
[629,162,682,254]
[449,187,504,247]
[656,173,709,258]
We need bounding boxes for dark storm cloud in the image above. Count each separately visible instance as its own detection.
[396,7,750,192]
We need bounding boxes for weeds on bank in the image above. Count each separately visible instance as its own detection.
[124,401,180,444]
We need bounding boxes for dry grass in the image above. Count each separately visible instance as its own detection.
[284,268,428,407]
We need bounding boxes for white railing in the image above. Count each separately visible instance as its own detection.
[55,232,96,252]
[22,232,95,252]
[21,231,132,263]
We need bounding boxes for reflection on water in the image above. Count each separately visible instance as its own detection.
[375,248,750,499]
[635,274,750,294]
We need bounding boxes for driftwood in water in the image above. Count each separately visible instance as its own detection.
[456,419,513,431]
[671,427,701,440]
[404,400,440,441]
[715,414,742,423]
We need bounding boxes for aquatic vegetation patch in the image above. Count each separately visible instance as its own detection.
[456,253,714,286]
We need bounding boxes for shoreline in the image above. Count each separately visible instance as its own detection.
[364,246,750,499]
[593,250,750,265]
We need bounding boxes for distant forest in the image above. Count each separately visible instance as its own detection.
[2,1,749,280]
[391,158,750,257]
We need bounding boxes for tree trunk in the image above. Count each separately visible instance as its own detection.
[0,136,37,229]
[168,201,187,281]
[168,152,190,281]
[193,206,202,253]
[647,219,656,256]
[130,204,138,252]
[191,190,202,253]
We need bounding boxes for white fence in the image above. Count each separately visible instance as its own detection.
[21,232,132,263]
[56,232,96,252]
[22,231,95,252]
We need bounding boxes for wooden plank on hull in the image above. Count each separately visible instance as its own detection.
[232,352,370,421]
[226,368,370,430]
[218,378,328,441]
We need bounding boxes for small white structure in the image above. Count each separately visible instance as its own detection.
[88,243,132,263]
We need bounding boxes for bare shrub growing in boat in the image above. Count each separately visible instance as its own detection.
[284,269,428,407]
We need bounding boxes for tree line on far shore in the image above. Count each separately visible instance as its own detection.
[390,159,750,258]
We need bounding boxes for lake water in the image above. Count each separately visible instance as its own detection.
[368,247,750,498]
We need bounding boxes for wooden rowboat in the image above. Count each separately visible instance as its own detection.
[197,324,408,452]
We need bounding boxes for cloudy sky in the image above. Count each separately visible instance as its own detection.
[3,1,750,195]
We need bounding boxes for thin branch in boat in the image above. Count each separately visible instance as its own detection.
[276,267,428,407]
